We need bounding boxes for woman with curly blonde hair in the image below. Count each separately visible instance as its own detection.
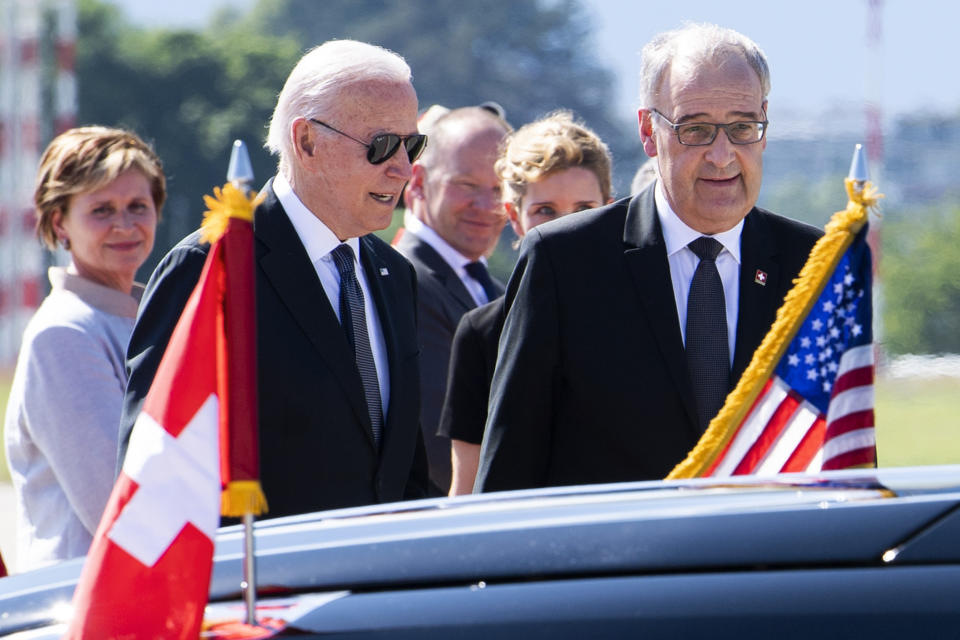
[439,111,614,495]
[497,110,612,244]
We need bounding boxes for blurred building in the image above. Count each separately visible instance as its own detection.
[0,0,74,364]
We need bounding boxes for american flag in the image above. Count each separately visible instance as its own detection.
[703,224,876,476]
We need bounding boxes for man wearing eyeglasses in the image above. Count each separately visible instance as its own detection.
[476,24,822,493]
[117,40,430,517]
[395,106,511,495]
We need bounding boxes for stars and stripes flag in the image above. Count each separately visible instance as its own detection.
[65,183,266,639]
[669,177,879,479]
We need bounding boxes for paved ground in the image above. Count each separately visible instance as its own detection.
[0,482,16,574]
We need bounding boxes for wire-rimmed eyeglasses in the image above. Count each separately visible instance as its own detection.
[649,109,768,146]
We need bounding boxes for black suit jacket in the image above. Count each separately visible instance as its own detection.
[437,297,504,445]
[118,182,429,518]
[395,230,503,494]
[475,185,822,492]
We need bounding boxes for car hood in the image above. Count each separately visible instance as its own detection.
[2,466,959,636]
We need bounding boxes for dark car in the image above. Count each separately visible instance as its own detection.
[2,466,959,638]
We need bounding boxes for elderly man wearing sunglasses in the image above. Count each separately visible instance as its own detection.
[117,40,431,518]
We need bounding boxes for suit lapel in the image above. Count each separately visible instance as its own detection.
[622,187,700,433]
[254,186,374,443]
[404,234,477,311]
[733,209,783,382]
[619,192,788,433]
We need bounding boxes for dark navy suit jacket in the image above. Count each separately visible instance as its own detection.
[476,185,821,492]
[395,230,503,494]
[118,182,429,517]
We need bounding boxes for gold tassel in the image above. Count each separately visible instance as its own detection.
[667,179,881,479]
[200,182,265,246]
[221,480,269,517]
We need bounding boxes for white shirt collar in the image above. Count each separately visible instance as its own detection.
[403,209,487,270]
[275,172,360,262]
[654,180,743,264]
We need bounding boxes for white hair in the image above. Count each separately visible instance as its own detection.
[638,23,770,109]
[265,40,412,176]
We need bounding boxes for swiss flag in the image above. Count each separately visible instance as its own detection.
[65,202,261,637]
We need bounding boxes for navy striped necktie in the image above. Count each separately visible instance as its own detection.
[331,244,383,446]
[685,236,730,433]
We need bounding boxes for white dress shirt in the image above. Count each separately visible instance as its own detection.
[655,181,743,367]
[274,173,390,417]
[403,210,494,306]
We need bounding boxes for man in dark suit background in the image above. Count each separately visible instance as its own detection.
[475,23,822,492]
[118,40,429,518]
[395,106,510,494]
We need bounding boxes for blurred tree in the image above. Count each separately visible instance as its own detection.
[239,0,639,280]
[76,0,637,279]
[76,0,301,277]
[881,202,960,355]
[241,0,638,196]
[760,174,848,229]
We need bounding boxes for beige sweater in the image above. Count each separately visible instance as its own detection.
[4,268,142,571]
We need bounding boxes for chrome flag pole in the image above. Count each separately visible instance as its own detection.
[226,139,260,626]
[848,143,869,193]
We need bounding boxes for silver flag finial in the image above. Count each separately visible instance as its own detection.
[227,139,254,186]
[848,143,869,184]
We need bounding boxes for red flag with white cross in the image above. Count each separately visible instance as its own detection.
[64,184,265,638]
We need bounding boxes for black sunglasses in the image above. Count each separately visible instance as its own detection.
[309,118,428,165]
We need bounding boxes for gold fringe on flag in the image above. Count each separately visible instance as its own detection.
[201,180,268,517]
[667,179,882,479]
[221,480,269,517]
[200,182,264,245]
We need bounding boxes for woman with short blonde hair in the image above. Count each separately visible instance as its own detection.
[5,126,165,570]
[441,111,614,495]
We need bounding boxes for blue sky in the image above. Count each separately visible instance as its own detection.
[588,0,956,126]
[110,0,959,133]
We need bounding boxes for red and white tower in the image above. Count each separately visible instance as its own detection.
[0,0,75,365]
[865,0,885,356]
[865,0,884,186]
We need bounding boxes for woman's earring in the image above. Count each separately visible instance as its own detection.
[60,237,71,251]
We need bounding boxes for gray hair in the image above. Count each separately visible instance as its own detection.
[265,40,412,177]
[638,23,770,109]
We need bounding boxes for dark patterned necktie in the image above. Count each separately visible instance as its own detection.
[331,244,383,446]
[685,236,730,433]
[464,261,500,303]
